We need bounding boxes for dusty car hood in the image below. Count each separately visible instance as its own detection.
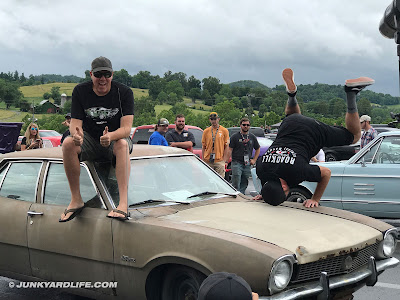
[161,201,382,264]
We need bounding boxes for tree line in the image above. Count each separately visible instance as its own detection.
[2,68,400,130]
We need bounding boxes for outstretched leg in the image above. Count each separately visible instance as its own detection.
[344,77,375,144]
[282,68,301,115]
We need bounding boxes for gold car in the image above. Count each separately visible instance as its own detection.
[0,146,398,299]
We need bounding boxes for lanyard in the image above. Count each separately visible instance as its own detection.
[211,126,220,151]
[241,133,249,154]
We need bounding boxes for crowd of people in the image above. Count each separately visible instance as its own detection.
[23,56,374,298]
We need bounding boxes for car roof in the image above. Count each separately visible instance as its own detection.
[227,127,265,137]
[0,144,191,161]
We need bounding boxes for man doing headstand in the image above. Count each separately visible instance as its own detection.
[256,68,374,208]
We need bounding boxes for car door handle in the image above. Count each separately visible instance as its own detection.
[27,211,44,216]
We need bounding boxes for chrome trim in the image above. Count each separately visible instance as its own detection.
[339,199,400,205]
[259,257,399,300]
[0,163,12,190]
[268,255,296,294]
[341,174,400,179]
[27,211,44,216]
[354,192,375,195]
[354,183,374,186]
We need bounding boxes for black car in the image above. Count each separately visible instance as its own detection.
[227,127,265,137]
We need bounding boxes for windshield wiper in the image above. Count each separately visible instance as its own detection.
[129,199,189,207]
[187,191,238,199]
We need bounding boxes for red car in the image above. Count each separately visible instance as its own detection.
[16,130,62,150]
[38,130,62,147]
[132,124,203,158]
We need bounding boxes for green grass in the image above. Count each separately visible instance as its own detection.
[20,83,149,100]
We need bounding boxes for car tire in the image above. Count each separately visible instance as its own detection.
[161,266,206,300]
[325,153,337,162]
[287,187,312,203]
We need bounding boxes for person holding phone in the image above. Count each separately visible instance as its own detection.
[21,123,43,150]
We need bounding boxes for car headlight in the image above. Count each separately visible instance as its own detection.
[268,255,295,294]
[377,228,398,259]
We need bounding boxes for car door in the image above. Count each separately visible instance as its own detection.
[341,136,400,218]
[0,160,42,275]
[27,161,115,294]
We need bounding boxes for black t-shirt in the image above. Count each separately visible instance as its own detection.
[256,114,327,187]
[71,81,134,141]
[229,132,260,163]
[165,129,196,146]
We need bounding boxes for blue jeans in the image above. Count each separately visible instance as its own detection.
[231,161,251,194]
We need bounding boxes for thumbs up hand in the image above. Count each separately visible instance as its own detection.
[73,127,84,146]
[100,126,111,147]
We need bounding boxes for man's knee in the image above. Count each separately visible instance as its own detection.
[113,139,129,154]
[62,137,79,154]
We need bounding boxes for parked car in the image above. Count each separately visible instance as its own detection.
[131,124,203,158]
[38,130,62,147]
[323,141,360,162]
[285,131,400,219]
[227,126,265,137]
[0,146,398,299]
[224,136,273,182]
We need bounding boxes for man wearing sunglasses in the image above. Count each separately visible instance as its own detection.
[226,118,260,194]
[60,56,134,222]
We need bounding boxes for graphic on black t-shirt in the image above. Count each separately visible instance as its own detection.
[261,147,296,165]
[85,107,119,124]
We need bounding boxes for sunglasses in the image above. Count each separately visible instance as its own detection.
[209,117,217,120]
[159,124,168,127]
[93,71,112,78]
[31,128,38,131]
[241,124,250,127]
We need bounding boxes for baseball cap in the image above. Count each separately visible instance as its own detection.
[198,272,253,300]
[261,179,286,206]
[91,56,113,72]
[209,112,219,118]
[360,115,371,123]
[65,113,71,119]
[157,118,169,126]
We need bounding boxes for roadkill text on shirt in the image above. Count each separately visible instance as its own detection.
[262,147,296,165]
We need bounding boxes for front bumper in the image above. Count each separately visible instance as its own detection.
[260,256,399,300]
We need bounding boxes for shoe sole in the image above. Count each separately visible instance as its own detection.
[282,68,296,93]
[345,77,375,87]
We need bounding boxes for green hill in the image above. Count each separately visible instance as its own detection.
[229,80,269,89]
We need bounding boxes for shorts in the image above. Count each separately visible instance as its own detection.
[78,132,133,162]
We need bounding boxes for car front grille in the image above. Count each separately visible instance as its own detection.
[291,242,379,283]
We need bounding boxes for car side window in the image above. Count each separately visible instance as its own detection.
[356,139,381,164]
[372,137,400,164]
[0,162,42,202]
[43,162,105,208]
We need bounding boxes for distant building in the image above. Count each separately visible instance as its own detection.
[35,100,61,114]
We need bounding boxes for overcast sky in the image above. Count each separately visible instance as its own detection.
[1,0,399,96]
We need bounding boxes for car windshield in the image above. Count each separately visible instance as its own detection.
[39,130,61,137]
[95,155,236,207]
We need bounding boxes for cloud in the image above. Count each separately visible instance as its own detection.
[0,0,398,95]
